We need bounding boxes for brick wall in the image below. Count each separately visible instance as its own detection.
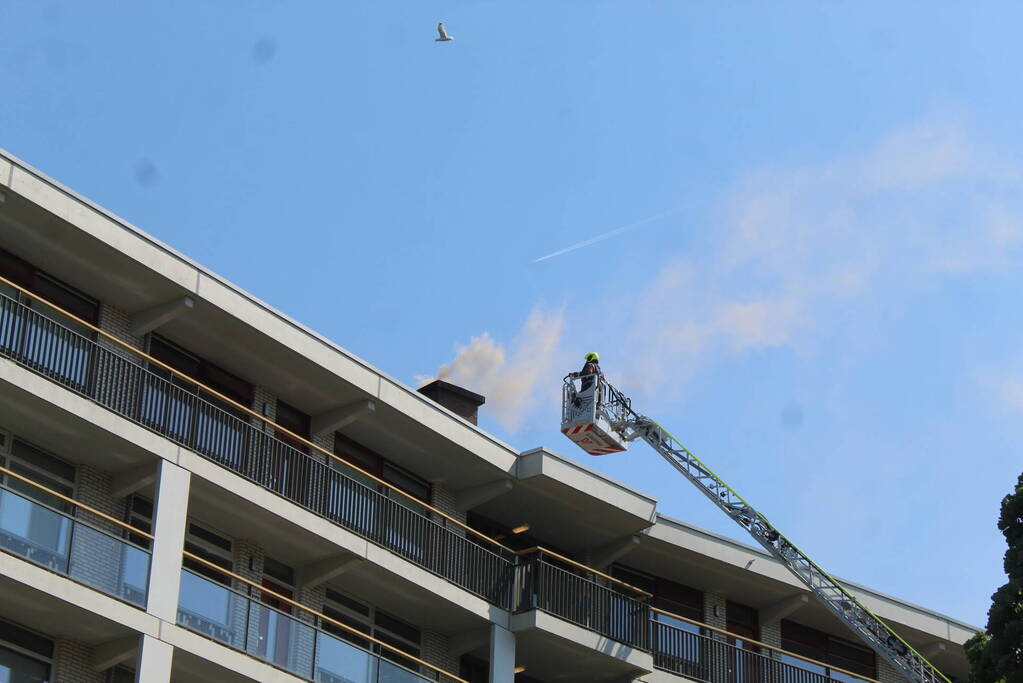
[430,482,467,541]
[760,619,782,648]
[252,386,276,427]
[430,482,465,526]
[422,630,459,679]
[69,463,139,603]
[97,303,144,354]
[53,638,106,683]
[704,591,727,631]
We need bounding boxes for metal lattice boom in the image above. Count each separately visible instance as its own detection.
[585,375,948,683]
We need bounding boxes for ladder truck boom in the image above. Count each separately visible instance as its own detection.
[560,373,948,683]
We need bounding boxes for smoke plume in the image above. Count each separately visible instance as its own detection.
[424,306,566,432]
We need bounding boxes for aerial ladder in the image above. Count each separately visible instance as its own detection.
[560,372,948,683]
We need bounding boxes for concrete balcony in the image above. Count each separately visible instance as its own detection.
[0,293,516,620]
[471,447,657,565]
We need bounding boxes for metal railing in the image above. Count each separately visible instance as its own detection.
[0,474,151,607]
[651,618,878,683]
[0,290,516,607]
[515,548,651,651]
[178,568,449,683]
[0,284,908,677]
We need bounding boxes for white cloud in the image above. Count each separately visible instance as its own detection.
[613,119,1023,397]
[427,119,1023,431]
[999,378,1023,414]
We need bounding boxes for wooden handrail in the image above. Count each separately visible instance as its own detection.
[0,274,509,553]
[650,606,881,683]
[0,464,154,540]
[181,551,468,683]
[515,546,653,598]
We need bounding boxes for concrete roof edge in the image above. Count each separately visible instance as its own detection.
[0,148,522,459]
[519,446,659,507]
[653,514,982,633]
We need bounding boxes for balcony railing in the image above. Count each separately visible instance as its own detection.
[178,564,461,683]
[0,473,151,607]
[0,289,515,608]
[0,283,900,679]
[515,548,651,651]
[651,616,878,683]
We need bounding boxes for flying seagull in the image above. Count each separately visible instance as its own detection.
[435,22,453,42]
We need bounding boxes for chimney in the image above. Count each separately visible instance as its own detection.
[418,379,485,425]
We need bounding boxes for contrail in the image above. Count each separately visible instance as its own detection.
[533,207,682,263]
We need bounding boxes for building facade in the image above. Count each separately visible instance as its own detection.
[0,149,975,683]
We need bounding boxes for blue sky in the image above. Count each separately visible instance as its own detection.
[4,2,1020,628]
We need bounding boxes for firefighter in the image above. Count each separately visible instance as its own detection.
[573,352,601,392]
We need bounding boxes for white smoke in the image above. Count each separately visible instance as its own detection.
[424,306,566,432]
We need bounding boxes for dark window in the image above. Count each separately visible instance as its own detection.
[149,336,253,407]
[0,619,53,683]
[334,433,431,505]
[321,590,421,674]
[188,521,233,553]
[182,522,233,586]
[108,666,136,683]
[326,587,371,617]
[611,565,704,623]
[460,655,488,683]
[144,336,252,466]
[322,604,371,649]
[0,248,99,324]
[726,601,759,641]
[2,437,75,512]
[0,619,53,660]
[126,495,154,549]
[0,249,34,289]
[0,250,98,390]
[263,556,295,586]
[276,400,311,454]
[782,620,876,678]
[34,273,99,324]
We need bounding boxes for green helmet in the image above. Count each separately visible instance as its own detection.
[584,352,600,362]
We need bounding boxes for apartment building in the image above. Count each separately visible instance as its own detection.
[0,149,976,683]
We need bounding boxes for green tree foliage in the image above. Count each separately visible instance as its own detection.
[968,472,1023,683]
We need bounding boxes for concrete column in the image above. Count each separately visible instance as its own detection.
[147,460,191,622]
[489,623,515,683]
[134,635,173,683]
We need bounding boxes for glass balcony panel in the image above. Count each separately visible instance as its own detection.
[248,602,316,679]
[67,524,150,607]
[178,571,437,683]
[378,658,431,683]
[0,486,150,606]
[0,487,70,572]
[315,631,378,683]
[177,570,245,649]
[119,542,151,606]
